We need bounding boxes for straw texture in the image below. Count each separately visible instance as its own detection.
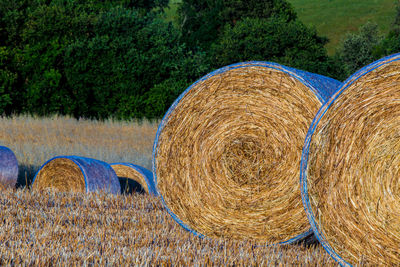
[153,61,340,244]
[0,146,18,189]
[111,163,157,195]
[301,53,400,266]
[32,156,120,194]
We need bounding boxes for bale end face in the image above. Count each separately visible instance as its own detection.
[154,62,338,243]
[33,158,86,192]
[301,54,400,265]
[111,164,148,194]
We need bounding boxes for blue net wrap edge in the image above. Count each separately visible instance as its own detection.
[110,162,158,196]
[32,155,121,194]
[300,52,400,266]
[153,61,341,244]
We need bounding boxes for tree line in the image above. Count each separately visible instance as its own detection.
[0,0,399,120]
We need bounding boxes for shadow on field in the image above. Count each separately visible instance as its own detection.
[118,177,145,195]
[16,164,40,189]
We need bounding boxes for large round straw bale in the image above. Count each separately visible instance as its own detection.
[301,53,400,266]
[0,146,18,189]
[153,61,341,243]
[110,163,157,195]
[32,156,120,194]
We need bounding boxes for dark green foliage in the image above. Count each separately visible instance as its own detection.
[0,0,210,119]
[4,0,400,119]
[210,17,336,77]
[177,0,297,49]
[64,7,209,119]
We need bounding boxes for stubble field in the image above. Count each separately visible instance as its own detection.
[0,115,337,266]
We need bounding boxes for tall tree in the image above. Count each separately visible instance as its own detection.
[177,0,297,49]
[209,17,338,77]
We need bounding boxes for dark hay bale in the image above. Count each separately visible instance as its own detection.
[153,61,340,244]
[0,146,18,189]
[110,163,157,195]
[32,156,120,194]
[301,53,400,266]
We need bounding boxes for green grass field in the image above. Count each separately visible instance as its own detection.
[164,0,397,54]
[288,0,397,54]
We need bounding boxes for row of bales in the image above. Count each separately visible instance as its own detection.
[0,151,157,196]
[1,53,400,266]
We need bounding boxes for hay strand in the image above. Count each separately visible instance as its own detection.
[110,163,157,195]
[153,61,341,243]
[32,156,120,194]
[301,53,400,266]
[0,146,18,189]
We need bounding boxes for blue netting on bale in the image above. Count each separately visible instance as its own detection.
[32,155,120,194]
[153,61,341,244]
[110,162,157,196]
[0,146,18,189]
[300,53,400,266]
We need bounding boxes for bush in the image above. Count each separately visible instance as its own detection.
[334,22,382,78]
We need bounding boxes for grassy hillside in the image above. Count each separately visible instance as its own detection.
[288,0,397,54]
[164,0,397,54]
[0,115,338,265]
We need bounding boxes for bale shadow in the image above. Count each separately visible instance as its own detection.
[293,233,319,247]
[16,164,40,189]
[118,177,145,195]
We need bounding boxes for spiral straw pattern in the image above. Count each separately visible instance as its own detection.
[301,53,400,266]
[153,61,340,243]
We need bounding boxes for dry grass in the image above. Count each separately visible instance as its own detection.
[304,55,400,265]
[0,188,337,266]
[0,115,338,265]
[0,115,156,187]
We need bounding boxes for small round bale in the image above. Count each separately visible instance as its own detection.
[0,146,18,189]
[153,61,341,243]
[110,163,157,195]
[301,53,400,266]
[32,156,120,194]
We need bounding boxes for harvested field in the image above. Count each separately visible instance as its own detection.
[0,115,337,265]
[0,188,337,266]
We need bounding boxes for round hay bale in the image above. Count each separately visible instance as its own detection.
[153,61,341,243]
[301,53,400,265]
[0,146,18,189]
[110,163,157,195]
[32,156,120,194]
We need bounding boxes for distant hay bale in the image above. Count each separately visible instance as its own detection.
[110,163,157,195]
[32,156,120,194]
[301,53,400,266]
[153,61,341,243]
[0,146,18,189]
